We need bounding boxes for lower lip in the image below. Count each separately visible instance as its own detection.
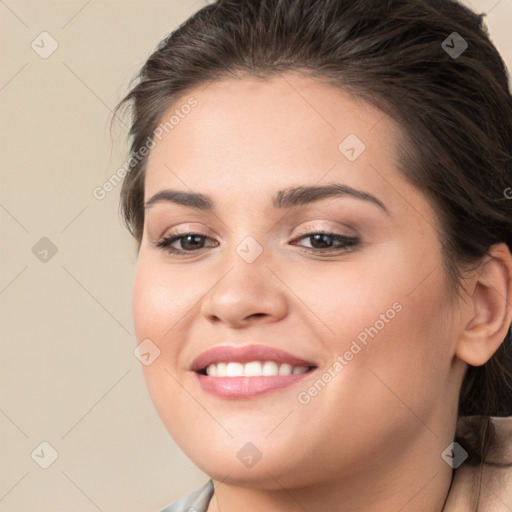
[194,370,315,399]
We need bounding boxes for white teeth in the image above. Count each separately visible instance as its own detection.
[262,361,279,376]
[226,362,244,377]
[244,361,263,376]
[278,363,293,375]
[204,361,311,377]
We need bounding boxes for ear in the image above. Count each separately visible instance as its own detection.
[455,242,512,366]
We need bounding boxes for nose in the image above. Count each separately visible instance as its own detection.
[200,248,288,329]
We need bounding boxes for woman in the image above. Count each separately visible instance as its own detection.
[115,0,512,510]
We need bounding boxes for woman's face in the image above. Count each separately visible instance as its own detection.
[132,73,465,488]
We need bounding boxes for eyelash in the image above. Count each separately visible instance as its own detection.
[152,229,360,256]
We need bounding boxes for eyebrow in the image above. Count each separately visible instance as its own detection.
[144,183,389,214]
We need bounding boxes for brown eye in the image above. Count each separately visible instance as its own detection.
[292,231,360,253]
[154,233,218,254]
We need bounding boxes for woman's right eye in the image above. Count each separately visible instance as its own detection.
[153,233,217,255]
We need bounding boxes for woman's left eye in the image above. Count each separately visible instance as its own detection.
[292,231,360,252]
[153,231,360,256]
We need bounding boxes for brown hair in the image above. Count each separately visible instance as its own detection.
[115,0,512,474]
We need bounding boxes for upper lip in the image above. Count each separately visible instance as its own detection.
[190,344,318,372]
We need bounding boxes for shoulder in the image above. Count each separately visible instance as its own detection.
[156,479,214,512]
[444,416,512,512]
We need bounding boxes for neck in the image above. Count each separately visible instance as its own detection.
[206,434,454,512]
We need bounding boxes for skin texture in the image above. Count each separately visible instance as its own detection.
[132,72,512,512]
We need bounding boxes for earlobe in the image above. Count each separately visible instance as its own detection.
[455,243,512,367]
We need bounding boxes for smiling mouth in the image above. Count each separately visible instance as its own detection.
[194,361,318,399]
[190,344,319,398]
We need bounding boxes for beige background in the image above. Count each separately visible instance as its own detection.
[1,1,511,510]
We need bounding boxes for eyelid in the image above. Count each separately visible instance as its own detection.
[157,222,356,242]
[294,224,355,236]
[158,223,219,240]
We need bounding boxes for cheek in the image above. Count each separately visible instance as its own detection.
[132,256,186,406]
[290,265,454,471]
[132,254,194,347]
[289,248,441,353]
[132,257,200,441]
[300,239,454,408]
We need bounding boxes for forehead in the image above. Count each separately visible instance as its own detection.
[144,72,405,206]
